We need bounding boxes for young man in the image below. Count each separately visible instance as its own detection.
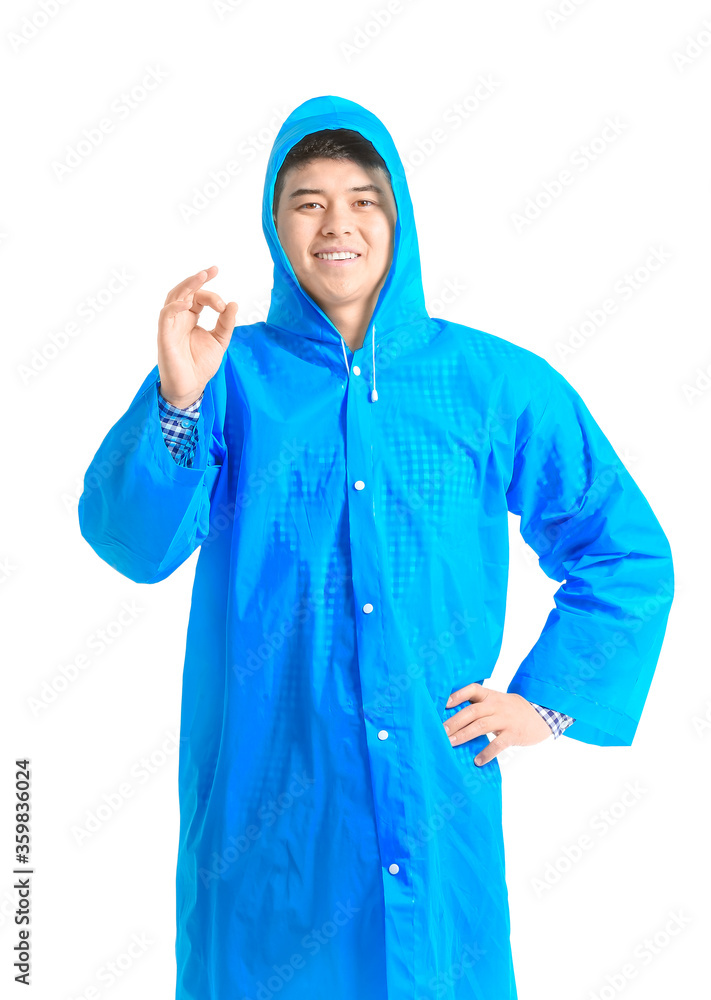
[78,95,674,1000]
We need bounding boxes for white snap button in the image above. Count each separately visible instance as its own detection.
[352,366,361,376]
[388,863,399,875]
[354,480,365,490]
[378,730,389,740]
[362,603,373,614]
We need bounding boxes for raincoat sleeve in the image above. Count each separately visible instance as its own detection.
[78,362,227,586]
[505,358,674,747]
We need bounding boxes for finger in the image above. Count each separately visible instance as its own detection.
[445,681,484,708]
[164,266,218,306]
[443,701,480,734]
[187,289,227,317]
[473,735,510,767]
[160,300,195,324]
[445,712,497,742]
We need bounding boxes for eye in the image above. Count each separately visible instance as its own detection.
[298,200,375,209]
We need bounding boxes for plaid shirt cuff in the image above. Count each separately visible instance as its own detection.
[156,382,203,468]
[530,703,576,739]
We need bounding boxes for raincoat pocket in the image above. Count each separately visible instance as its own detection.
[441,689,502,789]
[204,463,223,503]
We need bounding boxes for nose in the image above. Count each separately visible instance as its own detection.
[321,203,352,235]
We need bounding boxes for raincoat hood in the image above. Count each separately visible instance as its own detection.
[262,95,432,399]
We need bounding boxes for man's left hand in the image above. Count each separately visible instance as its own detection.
[443,683,553,766]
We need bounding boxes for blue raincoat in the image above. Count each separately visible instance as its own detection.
[78,95,674,999]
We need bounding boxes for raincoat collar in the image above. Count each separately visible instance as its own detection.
[262,95,431,396]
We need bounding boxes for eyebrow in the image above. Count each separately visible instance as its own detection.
[287,183,385,200]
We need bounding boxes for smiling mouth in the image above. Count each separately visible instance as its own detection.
[313,252,362,267]
[314,251,361,260]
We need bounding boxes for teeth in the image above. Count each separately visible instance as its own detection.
[315,252,359,260]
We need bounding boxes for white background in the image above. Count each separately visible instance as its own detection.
[2,0,706,997]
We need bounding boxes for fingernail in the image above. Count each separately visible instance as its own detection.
[443,724,450,734]
[474,756,482,766]
[446,696,452,707]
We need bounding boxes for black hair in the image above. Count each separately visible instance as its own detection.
[272,128,391,219]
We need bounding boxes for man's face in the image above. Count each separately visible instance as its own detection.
[273,157,397,318]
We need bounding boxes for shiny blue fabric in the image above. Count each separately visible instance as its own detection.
[155,386,576,736]
[77,95,674,999]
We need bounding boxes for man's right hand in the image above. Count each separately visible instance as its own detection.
[157,266,238,408]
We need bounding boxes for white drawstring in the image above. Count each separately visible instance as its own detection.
[340,322,378,403]
[371,323,378,402]
[340,337,350,376]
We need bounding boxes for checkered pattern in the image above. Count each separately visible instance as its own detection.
[529,702,576,738]
[156,382,203,468]
[155,383,576,740]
